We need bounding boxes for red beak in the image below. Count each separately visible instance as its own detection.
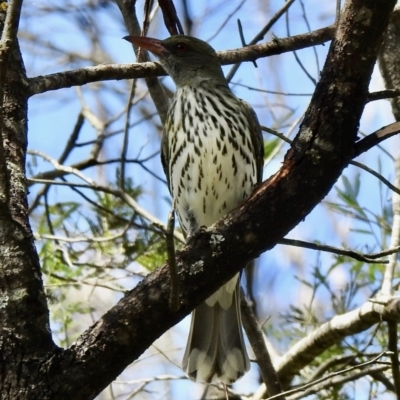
[123,36,168,56]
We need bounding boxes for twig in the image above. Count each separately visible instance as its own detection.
[28,112,85,214]
[115,0,171,124]
[287,365,390,400]
[350,160,400,197]
[233,81,312,97]
[300,0,320,75]
[206,0,246,42]
[226,0,296,82]
[353,121,400,157]
[35,228,130,244]
[257,298,400,395]
[264,113,305,167]
[166,207,179,311]
[367,88,400,102]
[285,5,317,86]
[382,155,400,295]
[267,352,392,400]
[279,238,389,264]
[305,354,357,382]
[0,0,23,44]
[241,294,286,399]
[158,0,184,36]
[142,0,155,37]
[387,321,400,399]
[114,374,186,385]
[237,19,257,68]
[27,150,96,186]
[120,79,137,190]
[261,125,292,144]
[28,151,165,186]
[27,179,185,244]
[265,120,400,164]
[335,0,342,24]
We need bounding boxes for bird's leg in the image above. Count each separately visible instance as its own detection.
[185,208,202,241]
[166,205,180,311]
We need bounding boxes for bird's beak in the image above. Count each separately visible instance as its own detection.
[123,36,168,56]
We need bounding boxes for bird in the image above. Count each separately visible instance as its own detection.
[124,34,264,384]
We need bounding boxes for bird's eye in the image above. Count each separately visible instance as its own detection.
[175,42,188,52]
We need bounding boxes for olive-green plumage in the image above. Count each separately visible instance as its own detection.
[124,34,264,384]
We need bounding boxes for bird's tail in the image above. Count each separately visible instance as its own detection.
[182,276,250,384]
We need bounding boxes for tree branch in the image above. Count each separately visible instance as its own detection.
[0,0,23,44]
[26,24,336,96]
[353,121,400,157]
[274,298,400,388]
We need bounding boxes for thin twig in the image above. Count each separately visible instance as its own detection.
[279,238,389,264]
[387,321,400,399]
[368,88,400,102]
[226,0,297,82]
[335,0,342,24]
[237,19,257,68]
[350,160,400,197]
[241,294,286,399]
[268,352,392,400]
[381,154,400,295]
[28,112,85,214]
[353,121,400,157]
[27,179,185,244]
[300,0,320,75]
[287,365,390,400]
[206,0,246,42]
[120,80,137,190]
[0,0,23,44]
[264,113,305,167]
[166,207,179,311]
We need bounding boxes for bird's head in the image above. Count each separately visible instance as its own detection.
[124,35,227,88]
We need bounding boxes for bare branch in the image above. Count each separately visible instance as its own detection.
[279,238,389,264]
[226,0,297,81]
[241,295,285,399]
[27,25,336,96]
[353,121,400,157]
[388,321,400,399]
[0,0,23,44]
[368,88,400,102]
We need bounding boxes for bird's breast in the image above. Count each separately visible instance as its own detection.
[166,86,257,234]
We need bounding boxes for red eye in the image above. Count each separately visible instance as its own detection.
[176,42,188,52]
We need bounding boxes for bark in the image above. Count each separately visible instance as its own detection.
[0,0,398,399]
[0,3,55,399]
[379,7,400,120]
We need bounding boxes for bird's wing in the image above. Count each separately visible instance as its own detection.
[160,133,170,189]
[161,108,172,193]
[240,99,264,184]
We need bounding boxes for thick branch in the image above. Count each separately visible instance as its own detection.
[0,25,54,400]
